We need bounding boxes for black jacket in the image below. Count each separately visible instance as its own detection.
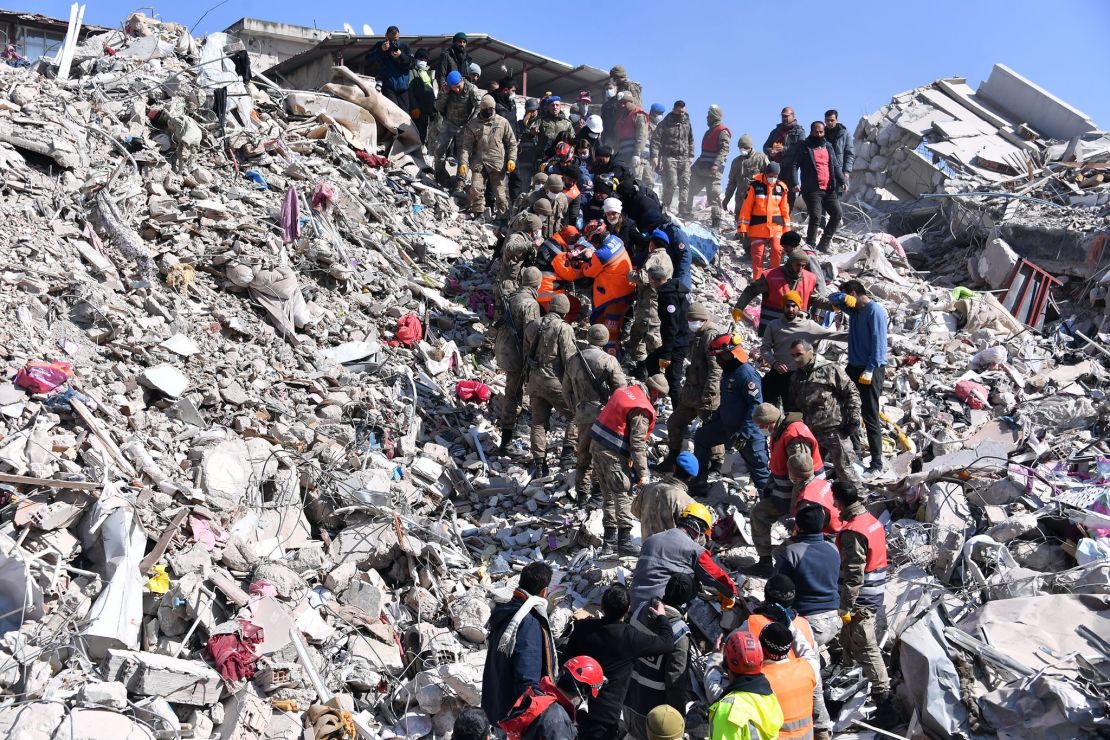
[365,40,413,92]
[788,137,845,193]
[436,46,472,82]
[482,597,555,723]
[561,616,675,728]
[763,122,805,160]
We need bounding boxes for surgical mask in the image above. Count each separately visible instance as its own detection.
[767,176,778,184]
[605,87,616,99]
[739,147,751,156]
[688,320,704,332]
[416,60,428,70]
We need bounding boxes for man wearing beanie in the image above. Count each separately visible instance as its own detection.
[626,240,675,374]
[496,213,542,300]
[686,104,731,229]
[433,68,482,186]
[723,133,769,224]
[760,287,846,409]
[759,622,818,740]
[625,574,696,739]
[565,324,628,500]
[528,174,569,238]
[649,101,694,213]
[645,705,684,740]
[633,451,697,540]
[522,293,578,478]
[495,268,543,456]
[731,244,832,337]
[661,303,722,473]
[590,375,669,555]
[458,94,517,220]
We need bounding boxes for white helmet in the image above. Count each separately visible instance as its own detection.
[602,197,623,214]
[585,114,603,134]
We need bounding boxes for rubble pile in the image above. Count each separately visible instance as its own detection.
[0,13,1108,740]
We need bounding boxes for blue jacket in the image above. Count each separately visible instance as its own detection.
[776,533,841,616]
[716,361,763,437]
[482,597,554,723]
[828,293,889,372]
[366,40,414,92]
[657,221,693,293]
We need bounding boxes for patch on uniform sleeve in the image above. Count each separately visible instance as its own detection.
[667,304,676,313]
[747,380,759,396]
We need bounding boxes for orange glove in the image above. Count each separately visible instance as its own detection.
[717,592,735,609]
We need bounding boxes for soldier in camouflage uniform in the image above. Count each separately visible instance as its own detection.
[563,324,627,501]
[687,105,731,228]
[787,338,862,483]
[528,175,570,238]
[522,294,578,477]
[496,213,541,299]
[649,101,694,213]
[661,303,722,471]
[625,246,674,374]
[458,95,517,219]
[433,73,482,186]
[495,267,543,456]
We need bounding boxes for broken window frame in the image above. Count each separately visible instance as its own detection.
[15,25,65,62]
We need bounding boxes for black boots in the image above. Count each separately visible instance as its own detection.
[497,427,514,456]
[744,556,774,577]
[529,458,549,479]
[559,445,575,469]
[656,451,678,474]
[617,529,639,557]
[602,527,617,554]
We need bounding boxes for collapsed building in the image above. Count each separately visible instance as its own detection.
[0,7,1107,740]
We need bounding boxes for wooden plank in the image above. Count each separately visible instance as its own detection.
[138,508,189,573]
[69,398,138,478]
[0,472,101,491]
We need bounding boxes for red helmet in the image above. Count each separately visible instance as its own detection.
[554,141,573,160]
[723,630,763,675]
[563,656,606,697]
[583,220,608,245]
[708,333,740,356]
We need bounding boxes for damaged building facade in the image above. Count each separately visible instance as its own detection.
[0,7,1107,740]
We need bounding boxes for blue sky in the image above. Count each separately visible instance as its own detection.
[37,0,1110,141]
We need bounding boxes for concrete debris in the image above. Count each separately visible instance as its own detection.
[0,10,1106,740]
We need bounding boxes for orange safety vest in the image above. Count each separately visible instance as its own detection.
[793,477,842,533]
[764,265,817,313]
[590,385,656,456]
[769,421,823,477]
[837,512,889,609]
[745,613,815,656]
[738,174,790,239]
[763,658,816,740]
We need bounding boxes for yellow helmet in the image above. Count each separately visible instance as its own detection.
[680,502,714,534]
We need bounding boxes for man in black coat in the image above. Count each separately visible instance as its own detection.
[562,584,675,740]
[788,121,845,251]
[364,26,413,110]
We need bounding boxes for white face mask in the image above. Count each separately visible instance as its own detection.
[605,87,617,99]
[767,177,778,185]
[739,147,751,156]
[688,320,704,332]
[416,60,428,70]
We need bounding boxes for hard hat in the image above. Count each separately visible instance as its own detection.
[679,502,713,534]
[558,225,580,243]
[521,267,542,287]
[445,70,462,87]
[583,219,607,244]
[729,345,750,364]
[602,197,623,214]
[563,656,606,697]
[723,630,764,675]
[554,141,572,160]
[645,705,684,740]
[587,324,609,346]
[585,114,603,134]
[548,293,570,315]
[708,333,740,356]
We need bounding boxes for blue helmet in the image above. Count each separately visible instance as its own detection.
[650,102,665,115]
[445,70,463,86]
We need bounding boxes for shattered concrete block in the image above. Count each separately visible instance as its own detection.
[342,576,384,620]
[53,708,157,740]
[103,649,223,705]
[328,519,402,568]
[199,437,253,506]
[448,594,491,644]
[79,680,129,709]
[0,701,66,736]
[218,682,270,740]
[976,236,1020,289]
[139,364,189,398]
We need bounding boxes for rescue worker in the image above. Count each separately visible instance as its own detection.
[643,227,692,401]
[532,96,573,163]
[832,482,892,713]
[496,213,541,299]
[408,49,436,143]
[523,294,578,477]
[625,574,696,740]
[645,705,685,740]
[722,134,769,224]
[759,289,846,409]
[510,173,548,221]
[436,32,472,82]
[589,375,668,555]
[602,196,638,253]
[433,70,482,186]
[787,339,862,483]
[759,622,818,740]
[691,339,768,497]
[495,268,543,456]
[737,162,790,281]
[614,91,650,182]
[789,452,842,533]
[687,105,731,228]
[731,248,829,337]
[563,585,676,740]
[706,631,784,740]
[497,656,606,740]
[482,562,556,723]
[564,324,628,501]
[467,62,482,86]
[763,106,805,208]
[661,303,721,473]
[529,175,569,238]
[551,221,635,353]
[459,95,517,219]
[828,280,890,476]
[649,100,694,213]
[625,240,674,375]
[746,405,823,577]
[630,503,737,610]
[632,451,696,540]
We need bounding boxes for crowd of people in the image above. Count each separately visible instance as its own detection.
[362,32,893,740]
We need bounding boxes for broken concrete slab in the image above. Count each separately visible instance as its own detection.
[103,649,223,705]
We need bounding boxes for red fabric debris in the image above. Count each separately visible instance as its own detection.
[386,313,423,347]
[456,380,491,403]
[13,361,73,394]
[356,150,391,168]
[249,580,277,598]
[310,180,337,211]
[207,619,264,681]
[955,379,989,409]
